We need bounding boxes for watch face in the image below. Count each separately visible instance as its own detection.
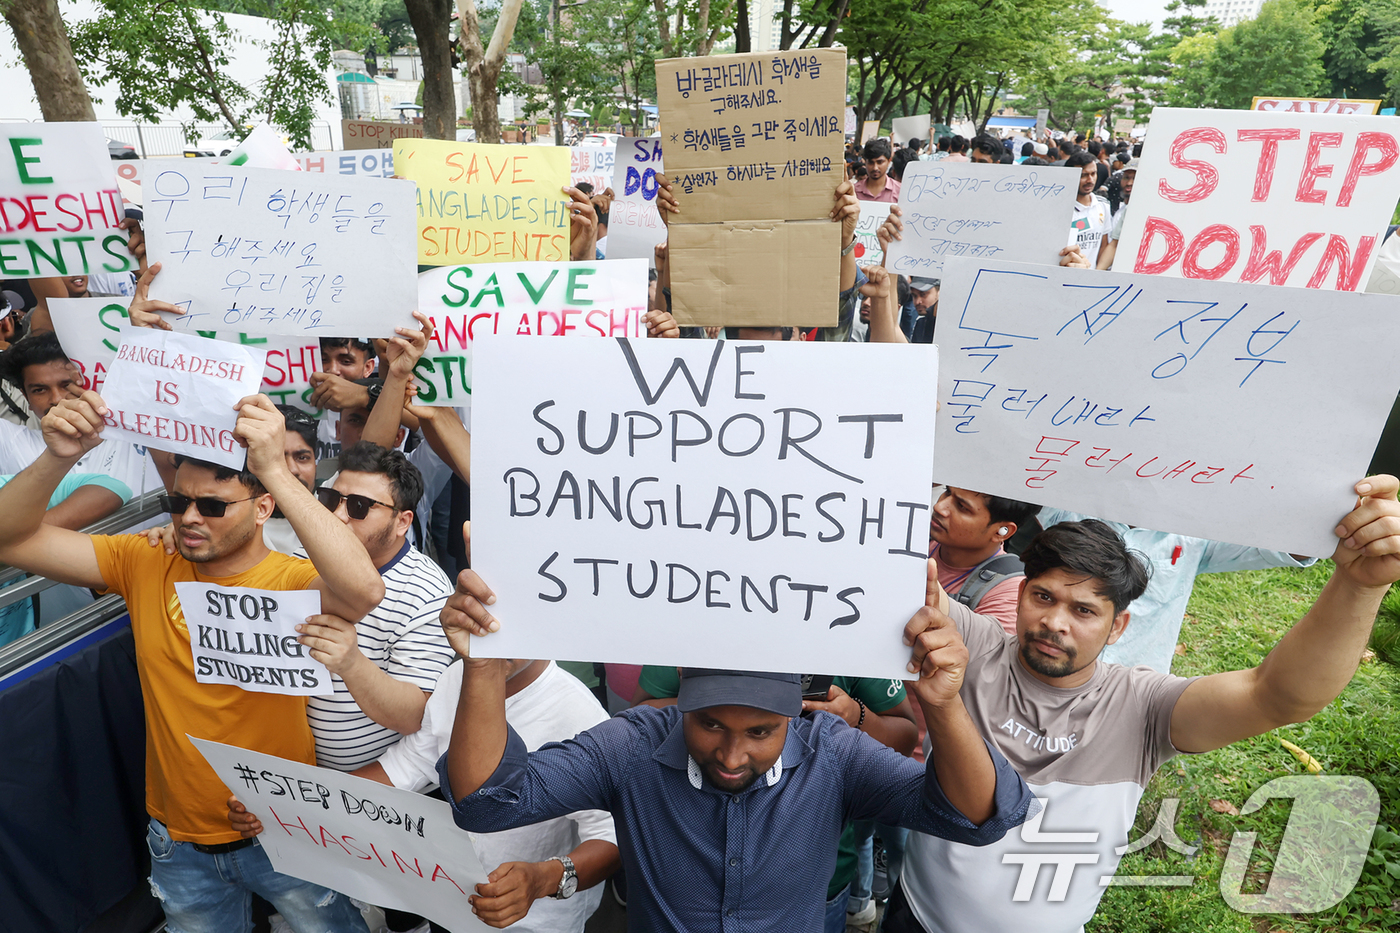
[560,875,579,898]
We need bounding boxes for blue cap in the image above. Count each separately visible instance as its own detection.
[677,668,802,717]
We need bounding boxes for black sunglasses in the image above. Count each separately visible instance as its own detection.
[159,494,259,518]
[314,487,397,520]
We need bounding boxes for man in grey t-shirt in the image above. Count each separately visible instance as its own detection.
[889,477,1400,933]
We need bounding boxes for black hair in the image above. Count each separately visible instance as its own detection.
[575,181,595,195]
[937,136,950,152]
[172,455,267,496]
[890,148,914,181]
[1065,150,1096,169]
[1022,156,1049,166]
[276,404,319,453]
[1132,143,1143,158]
[1021,519,1150,614]
[319,337,373,356]
[983,495,1040,532]
[949,134,968,154]
[896,275,911,306]
[337,440,424,513]
[861,138,892,162]
[1021,142,1034,157]
[0,330,70,388]
[1087,140,1103,157]
[970,133,1004,159]
[998,151,1014,164]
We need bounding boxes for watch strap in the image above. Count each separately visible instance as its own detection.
[547,854,577,899]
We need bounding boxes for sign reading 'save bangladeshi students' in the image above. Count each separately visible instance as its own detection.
[933,257,1400,557]
[413,259,649,407]
[884,162,1078,276]
[0,122,133,278]
[607,138,666,260]
[175,584,328,695]
[657,48,846,326]
[143,162,418,337]
[101,328,266,470]
[1250,97,1382,115]
[1117,107,1400,290]
[470,336,939,679]
[394,140,571,266]
[192,738,491,933]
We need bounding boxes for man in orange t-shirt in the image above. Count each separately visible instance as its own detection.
[0,390,384,933]
[929,486,1040,633]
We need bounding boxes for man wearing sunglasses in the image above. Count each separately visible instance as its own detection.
[0,390,384,933]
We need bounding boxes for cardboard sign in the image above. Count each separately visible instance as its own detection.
[1114,118,1136,134]
[891,114,931,146]
[1117,107,1400,291]
[174,584,327,695]
[0,122,133,278]
[101,328,266,470]
[394,140,571,266]
[413,259,649,407]
[191,738,490,933]
[862,120,881,144]
[934,257,1400,556]
[852,201,890,264]
[143,162,418,337]
[883,162,1079,276]
[343,120,425,150]
[470,335,939,678]
[570,145,616,193]
[607,138,666,260]
[49,296,319,409]
[657,48,846,326]
[1251,97,1381,116]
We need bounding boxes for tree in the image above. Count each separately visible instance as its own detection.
[1187,0,1325,108]
[458,0,527,142]
[652,0,732,56]
[403,0,458,137]
[1316,0,1393,100]
[2,0,97,120]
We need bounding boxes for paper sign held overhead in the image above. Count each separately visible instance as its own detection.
[175,584,327,695]
[1251,97,1381,115]
[933,257,1400,557]
[100,328,266,470]
[891,114,932,146]
[851,201,890,265]
[607,138,666,261]
[192,738,490,933]
[143,162,418,337]
[861,121,881,145]
[469,335,938,679]
[1116,107,1400,290]
[0,122,133,279]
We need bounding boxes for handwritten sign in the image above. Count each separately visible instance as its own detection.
[394,140,570,267]
[852,201,890,264]
[470,335,938,678]
[933,257,1400,556]
[192,738,490,933]
[413,259,648,407]
[101,328,266,470]
[607,138,666,260]
[49,296,319,409]
[891,114,931,147]
[570,145,616,193]
[1251,97,1381,115]
[143,162,418,337]
[883,162,1078,276]
[0,122,133,279]
[1117,107,1400,290]
[116,152,398,193]
[174,584,327,695]
[343,120,424,150]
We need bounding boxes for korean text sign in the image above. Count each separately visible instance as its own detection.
[570,146,615,193]
[933,257,1400,556]
[470,336,938,678]
[884,162,1079,277]
[0,122,133,278]
[101,328,266,470]
[192,738,490,933]
[394,140,570,266]
[607,138,666,261]
[143,162,418,337]
[1116,107,1400,290]
[413,259,648,407]
[174,584,327,695]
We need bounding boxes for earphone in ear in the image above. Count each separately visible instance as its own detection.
[997,527,1009,536]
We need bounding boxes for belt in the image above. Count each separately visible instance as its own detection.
[192,837,257,855]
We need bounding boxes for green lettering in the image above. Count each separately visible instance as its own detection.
[516,269,558,305]
[565,268,596,305]
[469,272,504,309]
[442,266,472,308]
[62,235,94,272]
[0,240,31,276]
[27,238,66,276]
[101,233,132,273]
[238,333,268,345]
[413,358,439,403]
[99,302,128,352]
[9,138,52,184]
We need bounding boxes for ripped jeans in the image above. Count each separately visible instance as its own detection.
[147,819,369,933]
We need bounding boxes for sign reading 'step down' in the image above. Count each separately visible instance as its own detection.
[1118,107,1400,290]
[175,584,328,695]
[470,336,938,679]
[934,257,1400,556]
[192,738,490,933]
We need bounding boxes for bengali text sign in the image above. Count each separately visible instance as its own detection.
[934,257,1400,556]
[607,138,666,260]
[470,336,938,678]
[1117,107,1400,290]
[174,584,327,695]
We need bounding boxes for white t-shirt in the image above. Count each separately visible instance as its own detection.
[0,421,162,507]
[378,660,616,933]
[1067,196,1111,267]
[87,272,137,297]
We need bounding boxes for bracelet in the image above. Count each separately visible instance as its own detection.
[841,236,857,256]
[854,698,867,730]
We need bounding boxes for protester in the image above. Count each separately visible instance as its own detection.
[968,134,1004,164]
[944,136,969,162]
[855,138,900,203]
[310,336,376,466]
[930,487,1040,632]
[1095,156,1139,271]
[1065,150,1111,267]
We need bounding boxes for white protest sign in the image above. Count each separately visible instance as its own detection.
[470,336,938,678]
[50,297,320,408]
[934,257,1400,556]
[101,328,266,470]
[607,138,666,261]
[852,201,890,265]
[191,738,490,933]
[891,114,931,146]
[570,146,616,193]
[295,150,396,177]
[1118,107,1400,290]
[884,162,1079,276]
[174,584,328,695]
[0,122,133,278]
[143,162,418,337]
[413,259,649,407]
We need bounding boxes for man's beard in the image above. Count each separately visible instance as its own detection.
[1018,630,1086,678]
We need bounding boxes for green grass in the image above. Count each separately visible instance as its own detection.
[1087,564,1400,932]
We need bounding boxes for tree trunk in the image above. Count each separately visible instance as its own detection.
[458,0,523,144]
[404,0,456,138]
[734,0,750,52]
[3,0,96,121]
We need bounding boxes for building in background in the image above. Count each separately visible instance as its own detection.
[1201,0,1263,27]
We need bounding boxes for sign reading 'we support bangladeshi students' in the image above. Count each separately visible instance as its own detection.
[394,140,571,266]
[192,738,491,933]
[932,257,1400,557]
[469,336,939,679]
[413,259,649,407]
[1117,107,1400,290]
[175,583,328,695]
[0,122,134,278]
[101,328,266,471]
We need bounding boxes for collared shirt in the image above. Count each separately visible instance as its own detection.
[854,175,900,203]
[440,704,1035,933]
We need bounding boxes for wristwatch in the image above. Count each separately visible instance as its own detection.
[547,855,578,899]
[841,236,858,256]
[365,381,383,406]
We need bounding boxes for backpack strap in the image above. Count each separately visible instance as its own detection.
[952,553,1026,612]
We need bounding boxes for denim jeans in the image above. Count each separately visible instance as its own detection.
[146,818,369,933]
[850,820,909,909]
[824,886,851,933]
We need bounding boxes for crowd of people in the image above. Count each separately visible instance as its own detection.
[0,126,1396,933]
